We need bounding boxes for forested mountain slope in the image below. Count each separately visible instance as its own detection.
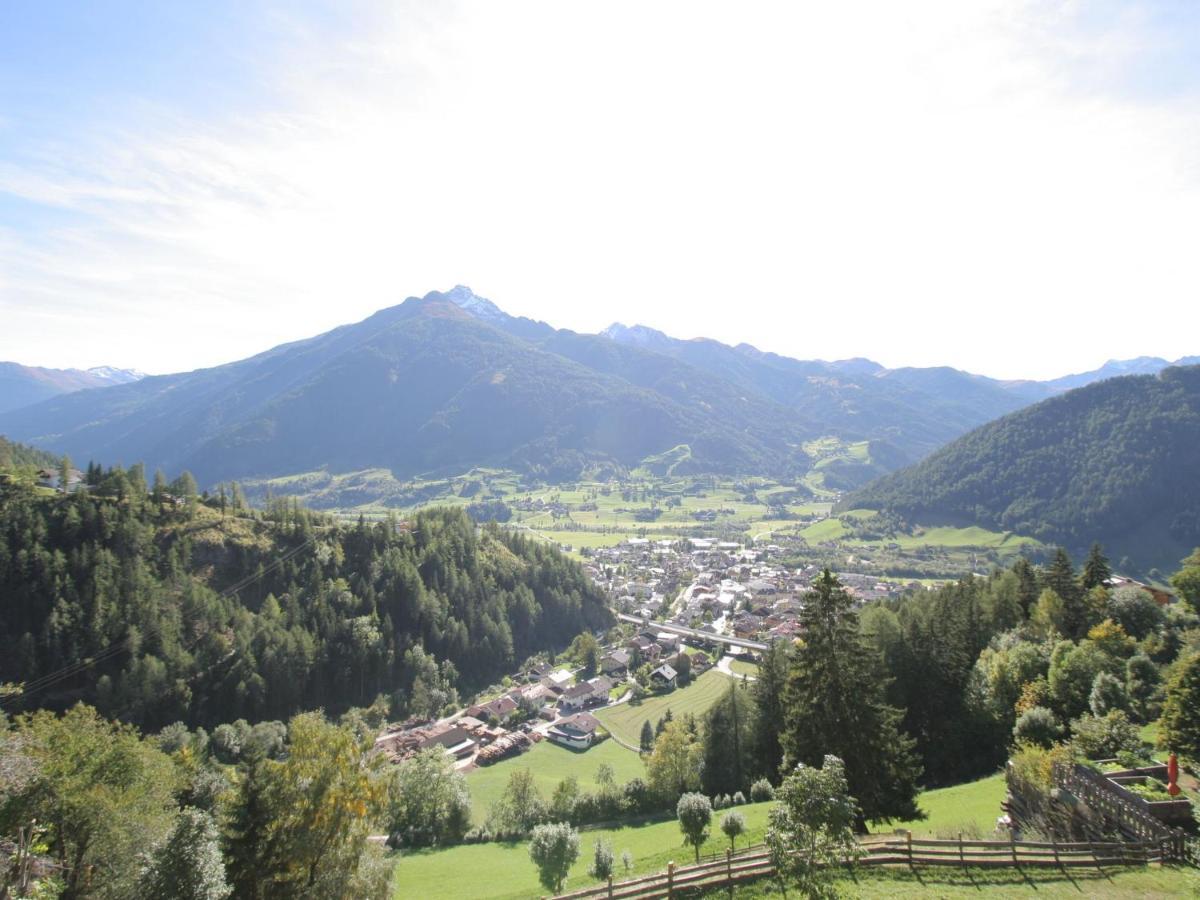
[0,474,610,729]
[0,296,811,484]
[6,286,1190,492]
[843,365,1200,567]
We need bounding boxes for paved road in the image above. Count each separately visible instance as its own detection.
[617,613,768,651]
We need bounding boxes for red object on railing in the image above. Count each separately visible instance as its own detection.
[1167,752,1181,797]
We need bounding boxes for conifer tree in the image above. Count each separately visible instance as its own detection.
[750,641,789,781]
[639,720,654,753]
[780,569,921,826]
[702,681,756,796]
[1042,548,1087,639]
[1080,543,1113,592]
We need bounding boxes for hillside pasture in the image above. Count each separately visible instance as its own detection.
[465,737,644,826]
[594,669,730,747]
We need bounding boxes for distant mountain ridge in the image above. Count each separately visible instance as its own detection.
[0,362,144,415]
[0,286,1193,493]
[841,365,1200,570]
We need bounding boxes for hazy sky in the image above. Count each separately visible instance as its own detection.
[1,1,1197,379]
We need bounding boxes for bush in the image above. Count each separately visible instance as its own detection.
[622,778,655,815]
[713,794,726,809]
[1070,710,1141,760]
[732,791,746,805]
[750,778,775,802]
[1089,672,1129,717]
[1013,706,1063,748]
[587,838,615,881]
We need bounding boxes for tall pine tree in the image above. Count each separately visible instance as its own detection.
[1041,548,1088,639]
[1080,543,1113,592]
[780,570,921,827]
[702,681,757,796]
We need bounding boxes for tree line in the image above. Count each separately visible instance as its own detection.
[0,469,610,729]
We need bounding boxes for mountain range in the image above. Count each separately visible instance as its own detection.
[0,287,1192,493]
[842,364,1200,569]
[0,363,143,415]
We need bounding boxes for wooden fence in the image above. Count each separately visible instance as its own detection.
[550,832,1178,900]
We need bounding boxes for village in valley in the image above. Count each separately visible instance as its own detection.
[372,532,913,776]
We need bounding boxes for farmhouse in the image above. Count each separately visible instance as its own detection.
[600,648,631,676]
[547,712,601,750]
[466,694,518,722]
[649,663,677,688]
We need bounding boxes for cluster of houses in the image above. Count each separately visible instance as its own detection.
[606,628,711,688]
[585,537,917,644]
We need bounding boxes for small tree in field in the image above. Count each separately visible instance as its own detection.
[620,849,634,873]
[676,792,713,862]
[528,822,580,894]
[721,810,746,852]
[587,837,614,881]
[766,755,859,900]
[640,720,655,753]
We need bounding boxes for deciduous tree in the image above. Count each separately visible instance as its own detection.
[528,822,580,894]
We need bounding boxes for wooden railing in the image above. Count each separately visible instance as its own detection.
[550,831,1171,900]
[1052,762,1191,856]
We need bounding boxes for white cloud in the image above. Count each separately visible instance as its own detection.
[0,0,1197,378]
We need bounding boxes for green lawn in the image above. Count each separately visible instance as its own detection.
[798,518,849,542]
[889,525,1039,550]
[728,658,759,677]
[389,773,1091,900]
[705,865,1200,898]
[391,801,775,900]
[869,772,1007,838]
[466,738,644,825]
[595,670,731,747]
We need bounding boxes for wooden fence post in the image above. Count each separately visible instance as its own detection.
[958,832,965,873]
[727,847,733,880]
[906,830,915,873]
[1051,834,1063,876]
[1009,830,1019,869]
[667,860,675,899]
[607,873,613,898]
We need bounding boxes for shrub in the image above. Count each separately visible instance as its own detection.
[721,810,746,851]
[750,778,775,802]
[1089,672,1129,717]
[1013,706,1063,748]
[1070,710,1141,760]
[621,778,654,815]
[713,794,726,809]
[732,791,746,805]
[587,838,614,881]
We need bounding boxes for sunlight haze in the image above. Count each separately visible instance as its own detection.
[1,1,1197,378]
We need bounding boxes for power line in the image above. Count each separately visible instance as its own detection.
[2,530,318,711]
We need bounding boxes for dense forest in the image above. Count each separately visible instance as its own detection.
[0,467,610,730]
[0,435,57,470]
[843,365,1200,568]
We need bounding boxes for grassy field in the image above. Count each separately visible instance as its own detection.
[887,525,1039,551]
[728,658,759,677]
[706,865,1200,898]
[868,772,1007,838]
[466,738,644,826]
[389,774,1129,900]
[594,670,730,747]
[391,801,775,900]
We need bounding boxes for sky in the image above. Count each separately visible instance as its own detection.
[1,1,1198,380]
